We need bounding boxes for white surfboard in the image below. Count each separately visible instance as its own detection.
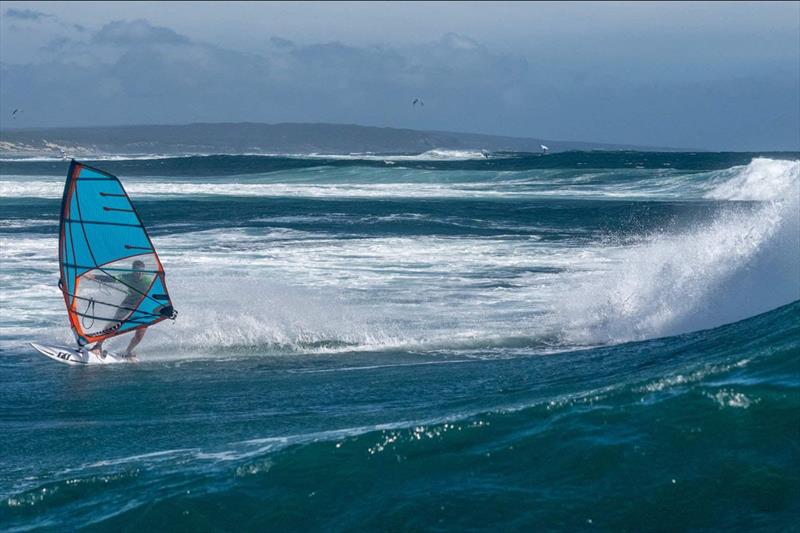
[30,342,134,365]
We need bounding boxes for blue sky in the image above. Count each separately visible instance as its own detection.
[1,1,798,150]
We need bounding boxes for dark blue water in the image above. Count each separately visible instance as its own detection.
[1,151,798,530]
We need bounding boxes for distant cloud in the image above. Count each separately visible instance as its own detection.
[93,19,190,45]
[0,14,796,150]
[40,36,71,53]
[3,8,54,21]
[439,33,482,51]
[269,36,295,49]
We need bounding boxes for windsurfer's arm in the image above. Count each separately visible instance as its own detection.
[83,272,117,283]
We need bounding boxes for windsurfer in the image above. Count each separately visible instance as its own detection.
[86,259,153,358]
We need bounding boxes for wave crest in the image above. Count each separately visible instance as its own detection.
[704,157,799,201]
[562,157,800,343]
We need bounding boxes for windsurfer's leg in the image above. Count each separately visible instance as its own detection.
[90,340,106,358]
[97,305,132,356]
[125,328,147,356]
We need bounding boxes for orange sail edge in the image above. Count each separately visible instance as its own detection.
[67,308,168,346]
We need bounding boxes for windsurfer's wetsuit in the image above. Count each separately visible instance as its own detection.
[93,272,155,323]
[116,272,154,314]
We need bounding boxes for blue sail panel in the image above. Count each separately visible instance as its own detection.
[113,276,171,336]
[58,161,175,346]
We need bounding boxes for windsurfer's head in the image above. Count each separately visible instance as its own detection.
[132,260,146,277]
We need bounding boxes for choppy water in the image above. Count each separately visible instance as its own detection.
[1,150,798,530]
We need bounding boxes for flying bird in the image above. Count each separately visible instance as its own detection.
[11,109,20,119]
[412,98,424,107]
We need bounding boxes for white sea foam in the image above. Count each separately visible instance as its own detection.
[1,158,797,357]
[4,159,793,201]
[0,148,488,163]
[706,389,758,409]
[0,179,511,200]
[0,225,571,356]
[0,170,728,200]
[704,157,799,201]
[364,149,488,161]
[0,154,187,162]
[252,149,490,161]
[560,157,800,344]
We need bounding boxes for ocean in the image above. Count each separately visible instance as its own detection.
[1,150,798,531]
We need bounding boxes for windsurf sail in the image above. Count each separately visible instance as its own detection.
[59,160,176,347]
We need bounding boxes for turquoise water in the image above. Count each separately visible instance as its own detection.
[1,151,798,530]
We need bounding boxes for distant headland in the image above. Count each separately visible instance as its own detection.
[0,122,685,157]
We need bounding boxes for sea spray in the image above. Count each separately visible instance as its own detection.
[559,158,800,344]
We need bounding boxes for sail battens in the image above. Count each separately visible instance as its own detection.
[71,309,162,324]
[64,218,144,228]
[63,291,163,315]
[61,263,160,274]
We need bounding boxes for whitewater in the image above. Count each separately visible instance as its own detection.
[0,151,798,531]
[1,154,797,356]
